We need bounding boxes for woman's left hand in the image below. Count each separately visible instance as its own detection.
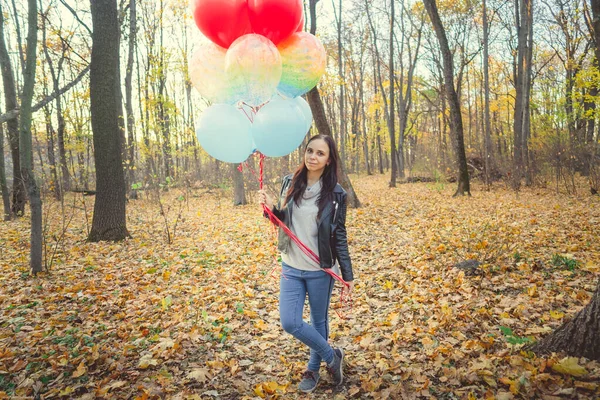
[343,280,354,296]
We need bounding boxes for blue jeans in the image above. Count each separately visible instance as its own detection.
[279,262,335,372]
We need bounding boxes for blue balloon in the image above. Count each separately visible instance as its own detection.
[292,96,313,132]
[196,104,254,163]
[252,99,307,157]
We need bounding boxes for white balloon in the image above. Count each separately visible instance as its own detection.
[225,34,282,107]
[189,39,240,105]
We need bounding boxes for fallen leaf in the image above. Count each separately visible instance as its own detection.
[551,357,588,377]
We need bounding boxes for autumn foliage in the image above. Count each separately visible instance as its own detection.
[1,175,599,398]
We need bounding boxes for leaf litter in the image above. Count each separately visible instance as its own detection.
[0,174,599,399]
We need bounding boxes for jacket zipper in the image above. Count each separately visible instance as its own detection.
[332,201,339,224]
[328,200,339,266]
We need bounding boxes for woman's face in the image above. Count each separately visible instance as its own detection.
[304,138,330,175]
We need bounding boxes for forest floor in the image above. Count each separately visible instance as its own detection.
[1,174,600,399]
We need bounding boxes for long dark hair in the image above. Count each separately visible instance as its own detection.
[284,135,340,219]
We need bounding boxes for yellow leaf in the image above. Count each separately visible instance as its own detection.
[437,244,447,253]
[551,357,588,377]
[162,270,171,281]
[72,361,87,378]
[138,354,158,369]
[499,377,520,394]
[253,381,286,396]
[255,320,268,331]
[527,285,537,297]
[383,280,393,290]
[254,385,266,398]
[549,310,564,320]
[421,336,435,348]
[161,296,172,311]
[59,387,74,396]
[387,312,400,325]
[264,381,279,394]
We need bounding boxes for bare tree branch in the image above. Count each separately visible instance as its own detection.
[58,0,92,35]
[0,64,89,123]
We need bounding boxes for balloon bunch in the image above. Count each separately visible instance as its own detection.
[189,0,326,163]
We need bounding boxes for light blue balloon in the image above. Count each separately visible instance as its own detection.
[252,99,307,157]
[196,104,254,163]
[293,96,313,132]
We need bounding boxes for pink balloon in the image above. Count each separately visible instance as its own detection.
[247,0,303,45]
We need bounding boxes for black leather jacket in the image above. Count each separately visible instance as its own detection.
[269,175,354,282]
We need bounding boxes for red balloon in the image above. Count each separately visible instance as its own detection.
[191,0,252,49]
[248,0,303,45]
[296,11,305,32]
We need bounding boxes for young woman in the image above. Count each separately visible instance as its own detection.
[258,135,354,393]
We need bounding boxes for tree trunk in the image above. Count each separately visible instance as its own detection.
[88,0,130,242]
[41,15,61,200]
[334,0,346,165]
[360,62,371,175]
[483,0,493,187]
[0,3,26,217]
[125,0,137,198]
[307,0,360,207]
[20,0,42,273]
[592,0,600,71]
[158,0,172,180]
[366,0,397,185]
[388,0,397,186]
[531,279,600,361]
[39,11,72,194]
[0,123,10,220]
[43,107,61,200]
[232,164,246,205]
[377,134,384,174]
[423,0,471,196]
[512,0,533,190]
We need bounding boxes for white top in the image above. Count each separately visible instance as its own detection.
[281,180,322,271]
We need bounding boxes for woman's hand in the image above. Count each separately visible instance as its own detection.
[343,280,354,296]
[258,190,274,210]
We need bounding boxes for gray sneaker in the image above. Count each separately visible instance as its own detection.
[298,370,320,393]
[327,348,344,386]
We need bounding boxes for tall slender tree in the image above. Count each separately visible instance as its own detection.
[0,2,26,217]
[333,0,346,163]
[88,0,130,241]
[125,0,137,197]
[0,123,9,220]
[513,0,534,188]
[20,0,41,272]
[423,0,471,196]
[365,0,394,181]
[388,0,397,185]
[483,0,493,187]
